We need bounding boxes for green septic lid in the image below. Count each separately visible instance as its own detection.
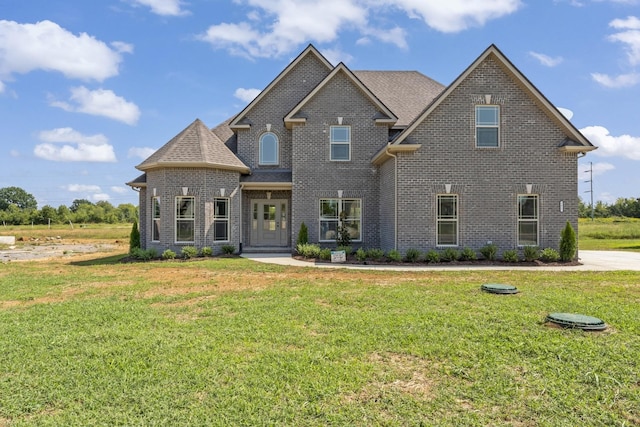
[545,313,607,331]
[481,283,518,294]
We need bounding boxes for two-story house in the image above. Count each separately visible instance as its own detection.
[127,44,596,256]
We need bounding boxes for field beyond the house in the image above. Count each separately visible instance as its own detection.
[0,223,639,425]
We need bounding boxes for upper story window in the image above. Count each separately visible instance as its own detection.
[475,105,499,148]
[330,126,350,161]
[152,196,161,242]
[259,132,279,165]
[437,194,458,246]
[175,196,195,243]
[517,194,538,246]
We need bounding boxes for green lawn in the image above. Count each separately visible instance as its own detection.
[578,218,640,251]
[1,254,639,426]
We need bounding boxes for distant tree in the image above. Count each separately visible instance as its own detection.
[117,203,138,223]
[70,199,93,213]
[0,186,37,211]
[37,205,60,224]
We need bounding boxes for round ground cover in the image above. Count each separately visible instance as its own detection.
[481,283,519,294]
[545,312,607,331]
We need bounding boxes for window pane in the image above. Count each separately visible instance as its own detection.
[260,133,278,164]
[342,199,361,219]
[153,197,161,218]
[331,126,350,142]
[177,197,194,218]
[343,220,361,240]
[437,221,457,245]
[519,196,537,218]
[320,200,338,218]
[214,199,228,218]
[213,220,228,241]
[320,220,338,241]
[152,220,160,241]
[331,144,350,160]
[476,106,499,125]
[438,195,457,218]
[518,222,538,246]
[176,220,194,242]
[476,128,498,147]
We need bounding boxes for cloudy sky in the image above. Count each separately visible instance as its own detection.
[1,0,639,208]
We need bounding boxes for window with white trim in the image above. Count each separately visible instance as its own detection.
[319,198,361,242]
[330,126,350,161]
[475,105,499,147]
[213,198,229,241]
[259,132,279,165]
[518,195,538,246]
[152,196,161,241]
[437,194,458,246]
[175,196,195,243]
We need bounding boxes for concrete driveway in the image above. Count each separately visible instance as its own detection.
[242,250,640,271]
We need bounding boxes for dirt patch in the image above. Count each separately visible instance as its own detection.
[0,242,120,262]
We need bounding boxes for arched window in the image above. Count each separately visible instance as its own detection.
[259,132,278,165]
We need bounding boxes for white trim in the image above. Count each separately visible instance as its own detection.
[175,196,195,244]
[436,194,459,247]
[517,194,539,247]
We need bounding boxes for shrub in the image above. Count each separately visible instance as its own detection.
[200,246,213,257]
[355,247,367,261]
[404,248,421,263]
[129,220,140,253]
[297,222,308,246]
[181,246,198,259]
[337,245,352,256]
[131,247,157,261]
[559,221,577,262]
[387,249,402,262]
[366,248,384,260]
[460,247,477,261]
[540,248,560,262]
[425,250,440,263]
[502,249,519,263]
[319,248,332,260]
[479,243,498,261]
[296,243,321,258]
[440,248,459,262]
[162,249,176,260]
[523,246,539,262]
[221,245,236,255]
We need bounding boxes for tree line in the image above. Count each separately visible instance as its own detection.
[579,197,640,219]
[0,186,137,226]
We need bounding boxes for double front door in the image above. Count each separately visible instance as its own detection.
[251,199,289,247]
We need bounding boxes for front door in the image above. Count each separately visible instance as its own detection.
[251,199,289,247]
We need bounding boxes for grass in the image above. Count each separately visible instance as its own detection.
[0,223,131,242]
[1,250,639,426]
[578,218,640,251]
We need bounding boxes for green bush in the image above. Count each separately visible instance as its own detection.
[404,248,422,263]
[221,245,236,255]
[460,247,477,261]
[296,243,321,258]
[425,249,440,263]
[319,248,332,260]
[387,249,402,262]
[355,247,367,261]
[162,249,176,260]
[131,247,157,261]
[523,246,539,262]
[502,249,519,263]
[337,245,352,256]
[297,222,308,246]
[200,246,213,257]
[540,248,560,262]
[440,248,459,262]
[479,243,498,261]
[181,246,198,259]
[559,221,577,261]
[366,248,384,260]
[129,220,140,253]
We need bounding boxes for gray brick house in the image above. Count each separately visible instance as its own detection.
[127,44,596,256]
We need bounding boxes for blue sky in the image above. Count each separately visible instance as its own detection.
[1,0,639,208]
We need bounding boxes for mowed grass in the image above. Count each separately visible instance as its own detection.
[1,251,639,426]
[579,217,640,251]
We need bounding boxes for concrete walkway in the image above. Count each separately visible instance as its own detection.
[241,250,640,271]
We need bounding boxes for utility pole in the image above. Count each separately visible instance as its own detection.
[584,161,594,221]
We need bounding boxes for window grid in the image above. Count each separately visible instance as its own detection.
[330,126,351,161]
[259,132,279,165]
[475,105,500,148]
[175,196,195,243]
[437,194,458,246]
[213,198,229,242]
[517,194,538,246]
[319,198,361,242]
[152,196,160,242]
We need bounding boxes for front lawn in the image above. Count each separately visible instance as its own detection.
[0,255,638,426]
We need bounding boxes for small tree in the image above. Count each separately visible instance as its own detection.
[297,222,309,245]
[336,211,352,247]
[559,220,577,261]
[129,219,140,253]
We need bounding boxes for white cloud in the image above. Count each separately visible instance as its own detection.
[91,193,111,202]
[0,80,4,93]
[580,125,640,160]
[529,51,563,67]
[591,72,640,88]
[111,41,134,54]
[319,48,352,66]
[234,88,262,103]
[110,186,128,194]
[10,149,19,157]
[50,86,141,125]
[0,20,123,82]
[128,146,157,159]
[35,127,117,162]
[578,161,615,177]
[198,0,521,58]
[65,184,102,193]
[558,107,574,120]
[608,16,640,66]
[129,0,189,16]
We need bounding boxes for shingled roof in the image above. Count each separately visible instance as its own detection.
[136,118,249,173]
[353,71,445,127]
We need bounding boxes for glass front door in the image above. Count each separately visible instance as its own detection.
[251,199,288,246]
